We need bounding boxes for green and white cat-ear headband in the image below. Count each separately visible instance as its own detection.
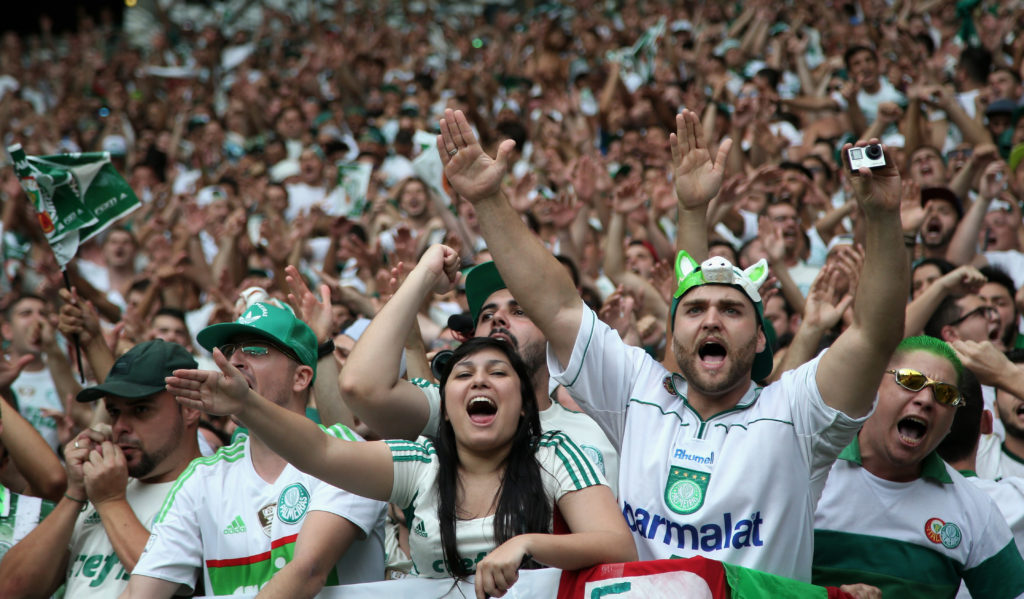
[673,251,769,304]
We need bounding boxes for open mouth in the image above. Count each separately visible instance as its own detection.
[467,396,497,425]
[925,220,942,234]
[698,341,727,365]
[488,329,518,348]
[897,416,927,447]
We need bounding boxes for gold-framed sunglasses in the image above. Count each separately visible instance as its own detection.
[886,368,964,407]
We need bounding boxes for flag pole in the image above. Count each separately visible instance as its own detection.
[59,268,87,384]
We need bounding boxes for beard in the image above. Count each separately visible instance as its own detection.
[998,401,1024,441]
[126,412,184,479]
[673,333,758,396]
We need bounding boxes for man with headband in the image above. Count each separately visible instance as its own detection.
[436,107,907,582]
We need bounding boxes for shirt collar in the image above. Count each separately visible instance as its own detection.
[838,436,953,484]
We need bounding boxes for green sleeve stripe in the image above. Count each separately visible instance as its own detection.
[813,529,962,591]
[551,431,601,486]
[322,423,359,441]
[540,432,598,489]
[962,540,1024,598]
[392,455,433,463]
[409,378,437,389]
[156,447,245,523]
[385,439,436,464]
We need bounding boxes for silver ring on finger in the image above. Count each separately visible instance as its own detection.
[74,440,80,449]
[448,148,458,157]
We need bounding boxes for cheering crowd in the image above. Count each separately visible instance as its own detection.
[2,0,1024,597]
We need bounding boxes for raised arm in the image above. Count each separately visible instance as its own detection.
[947,161,1007,266]
[437,109,582,366]
[816,140,908,417]
[671,110,733,262]
[169,344,395,501]
[284,266,354,430]
[337,245,461,440]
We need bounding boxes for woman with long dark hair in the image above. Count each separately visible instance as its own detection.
[168,311,635,598]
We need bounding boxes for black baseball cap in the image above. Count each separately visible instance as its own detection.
[77,340,197,403]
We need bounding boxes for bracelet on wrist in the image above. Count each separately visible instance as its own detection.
[64,492,88,511]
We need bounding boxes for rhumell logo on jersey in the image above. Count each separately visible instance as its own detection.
[925,517,963,549]
[258,503,276,538]
[277,483,310,524]
[665,466,709,515]
[413,519,428,538]
[223,515,247,534]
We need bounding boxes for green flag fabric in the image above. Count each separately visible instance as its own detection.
[8,144,140,267]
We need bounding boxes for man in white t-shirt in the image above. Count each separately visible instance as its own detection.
[436,108,908,582]
[3,295,63,452]
[0,340,203,598]
[813,336,1024,597]
[123,301,385,597]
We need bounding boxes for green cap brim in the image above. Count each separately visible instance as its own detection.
[76,379,167,403]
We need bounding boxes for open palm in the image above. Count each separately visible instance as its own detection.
[670,110,732,210]
[437,109,515,203]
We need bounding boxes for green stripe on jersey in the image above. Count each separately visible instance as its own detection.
[386,439,436,463]
[539,431,600,489]
[813,530,961,597]
[322,423,358,441]
[157,444,246,523]
[962,540,1024,598]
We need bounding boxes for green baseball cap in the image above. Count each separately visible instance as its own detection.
[197,301,318,374]
[669,251,776,382]
[76,340,197,403]
[465,261,507,324]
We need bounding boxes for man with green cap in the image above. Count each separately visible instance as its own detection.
[123,300,385,598]
[0,339,203,598]
[435,107,908,583]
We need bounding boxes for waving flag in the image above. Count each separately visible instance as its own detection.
[8,144,140,267]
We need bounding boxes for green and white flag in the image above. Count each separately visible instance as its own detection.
[8,144,140,267]
[608,16,667,93]
[336,161,373,218]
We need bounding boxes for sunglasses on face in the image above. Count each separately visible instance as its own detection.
[886,368,964,407]
[219,341,301,365]
[219,343,273,358]
[949,305,997,326]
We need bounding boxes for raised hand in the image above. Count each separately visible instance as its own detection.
[285,265,333,342]
[0,352,34,392]
[437,109,516,203]
[166,349,252,416]
[843,139,901,215]
[670,109,732,210]
[416,244,461,295]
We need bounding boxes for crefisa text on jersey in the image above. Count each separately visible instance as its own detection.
[622,502,766,552]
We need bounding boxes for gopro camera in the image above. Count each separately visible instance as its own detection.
[847,144,886,171]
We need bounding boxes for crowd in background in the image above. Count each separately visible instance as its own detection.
[3,0,1024,596]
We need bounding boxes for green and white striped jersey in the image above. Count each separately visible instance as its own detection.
[134,423,386,595]
[386,430,606,578]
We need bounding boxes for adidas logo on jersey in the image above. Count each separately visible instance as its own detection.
[413,519,428,538]
[223,515,247,534]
